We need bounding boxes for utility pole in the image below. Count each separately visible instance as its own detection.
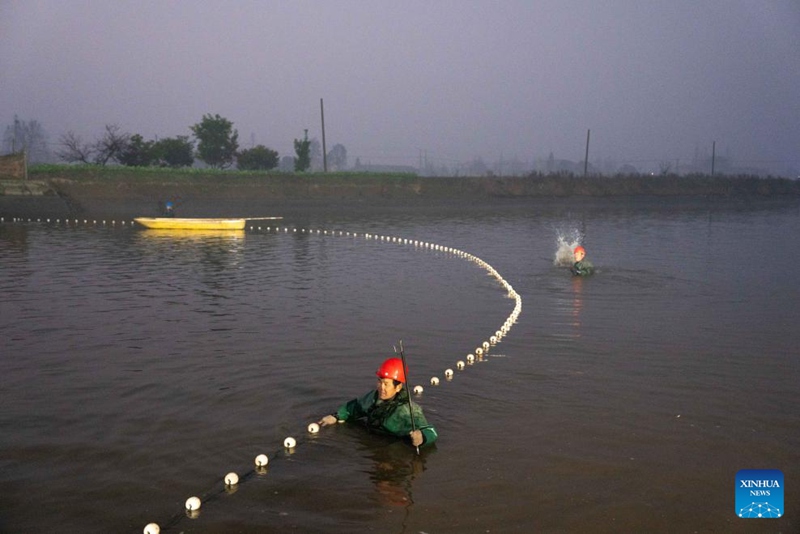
[583,129,591,177]
[12,116,19,152]
[320,99,327,172]
[711,141,716,176]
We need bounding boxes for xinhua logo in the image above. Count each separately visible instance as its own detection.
[736,469,783,518]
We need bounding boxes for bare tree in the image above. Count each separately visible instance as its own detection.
[2,116,51,163]
[55,124,130,165]
[93,124,129,165]
[56,131,94,164]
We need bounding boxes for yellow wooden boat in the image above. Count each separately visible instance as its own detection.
[134,217,247,230]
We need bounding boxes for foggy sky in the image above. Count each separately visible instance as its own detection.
[2,1,799,175]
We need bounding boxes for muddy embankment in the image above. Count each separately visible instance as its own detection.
[2,170,799,220]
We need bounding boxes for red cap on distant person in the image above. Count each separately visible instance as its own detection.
[574,246,585,255]
[376,357,406,383]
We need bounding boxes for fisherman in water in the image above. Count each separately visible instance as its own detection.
[571,245,594,276]
[318,357,438,449]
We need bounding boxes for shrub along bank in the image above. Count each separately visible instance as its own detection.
[6,165,799,219]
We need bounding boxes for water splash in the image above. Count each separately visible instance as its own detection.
[553,227,583,267]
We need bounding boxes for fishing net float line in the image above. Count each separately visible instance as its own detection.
[0,218,521,533]
[143,225,521,533]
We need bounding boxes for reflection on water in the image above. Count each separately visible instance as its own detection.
[135,228,247,292]
[139,228,246,240]
[360,434,429,508]
[0,223,29,247]
[570,275,584,334]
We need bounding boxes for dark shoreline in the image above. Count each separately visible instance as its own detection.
[3,192,798,224]
[1,171,799,219]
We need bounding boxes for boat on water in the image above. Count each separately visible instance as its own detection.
[134,217,247,230]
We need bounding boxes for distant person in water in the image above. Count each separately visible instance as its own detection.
[571,245,594,276]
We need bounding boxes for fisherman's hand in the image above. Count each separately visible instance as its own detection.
[410,430,424,447]
[319,415,338,427]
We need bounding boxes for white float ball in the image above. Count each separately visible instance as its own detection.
[430,376,440,386]
[482,341,490,350]
[185,496,202,511]
[284,436,296,448]
[308,422,320,434]
[444,368,454,378]
[143,523,160,534]
[476,348,484,356]
[255,453,269,467]
[224,472,239,485]
[413,385,423,394]
[456,361,465,370]
[466,354,475,363]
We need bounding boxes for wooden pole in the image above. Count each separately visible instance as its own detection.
[583,129,591,177]
[320,98,327,173]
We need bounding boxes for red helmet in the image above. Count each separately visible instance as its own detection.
[376,357,407,383]
[574,245,586,256]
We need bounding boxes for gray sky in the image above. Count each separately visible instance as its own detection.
[2,1,799,174]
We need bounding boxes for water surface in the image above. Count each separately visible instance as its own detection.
[1,198,798,533]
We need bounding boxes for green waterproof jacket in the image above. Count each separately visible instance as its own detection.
[335,388,438,447]
[571,259,594,276]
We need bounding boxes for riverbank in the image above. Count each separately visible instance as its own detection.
[1,166,798,219]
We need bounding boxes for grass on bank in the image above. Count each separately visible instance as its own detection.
[28,164,417,183]
[26,164,800,197]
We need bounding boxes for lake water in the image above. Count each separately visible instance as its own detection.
[1,198,798,533]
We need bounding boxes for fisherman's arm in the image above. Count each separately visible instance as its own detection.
[390,406,437,447]
[319,400,353,426]
[412,411,438,447]
[319,392,372,426]
[410,425,438,447]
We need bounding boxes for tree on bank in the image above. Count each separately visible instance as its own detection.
[309,137,323,171]
[117,134,155,166]
[294,129,311,172]
[118,134,194,168]
[237,145,279,170]
[56,124,129,166]
[94,124,129,165]
[327,143,347,170]
[2,116,51,163]
[278,155,295,172]
[190,114,238,169]
[56,131,94,164]
[153,136,194,168]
